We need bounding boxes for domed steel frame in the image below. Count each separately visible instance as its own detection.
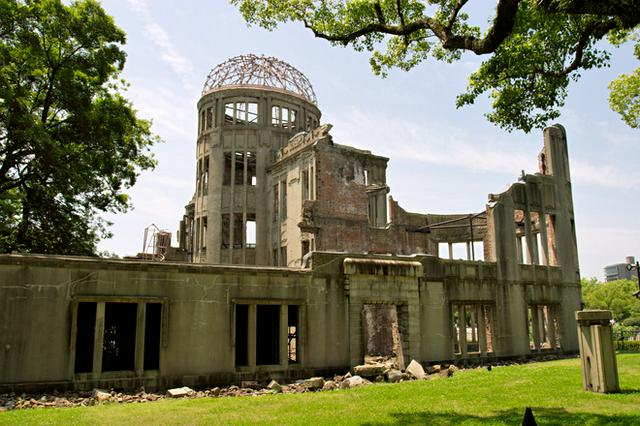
[202,54,317,104]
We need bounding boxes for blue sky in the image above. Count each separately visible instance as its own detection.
[98,0,639,280]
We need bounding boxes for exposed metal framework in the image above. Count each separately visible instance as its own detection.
[202,54,317,104]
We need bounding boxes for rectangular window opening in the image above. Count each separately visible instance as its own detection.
[246,152,256,186]
[235,102,247,123]
[247,102,258,124]
[273,184,279,222]
[256,305,280,365]
[271,105,281,126]
[206,107,213,129]
[452,303,494,356]
[221,214,230,248]
[235,304,248,367]
[223,152,232,185]
[246,214,256,248]
[280,179,287,219]
[472,241,484,261]
[280,246,287,267]
[234,152,245,186]
[201,217,207,249]
[224,103,234,124]
[102,302,137,372]
[233,213,243,248]
[288,305,299,363]
[202,156,209,195]
[465,305,480,353]
[143,303,161,371]
[302,169,309,201]
[74,302,97,373]
[527,304,560,351]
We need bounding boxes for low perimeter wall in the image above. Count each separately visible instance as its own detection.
[0,251,581,392]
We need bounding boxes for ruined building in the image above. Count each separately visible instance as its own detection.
[0,55,581,392]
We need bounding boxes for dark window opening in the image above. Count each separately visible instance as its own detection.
[280,179,287,219]
[234,152,245,185]
[206,107,213,129]
[272,184,279,222]
[302,169,309,201]
[202,217,208,249]
[301,240,310,258]
[256,305,279,365]
[280,246,287,267]
[102,303,137,372]
[246,152,256,186]
[144,303,161,370]
[223,152,232,185]
[288,305,298,363]
[74,302,96,373]
[233,213,243,248]
[235,304,248,367]
[202,155,209,196]
[221,214,230,248]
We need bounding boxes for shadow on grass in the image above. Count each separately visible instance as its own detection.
[362,407,640,425]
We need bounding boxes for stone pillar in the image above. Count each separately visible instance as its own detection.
[575,310,619,393]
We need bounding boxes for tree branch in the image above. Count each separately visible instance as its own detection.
[538,18,619,77]
[303,0,521,55]
[447,0,469,31]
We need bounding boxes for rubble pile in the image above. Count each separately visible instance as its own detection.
[0,356,563,411]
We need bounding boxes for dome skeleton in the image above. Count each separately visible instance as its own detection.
[202,54,317,104]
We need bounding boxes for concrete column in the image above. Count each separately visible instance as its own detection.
[135,303,146,376]
[459,305,467,357]
[576,310,619,393]
[531,307,540,351]
[279,305,288,368]
[448,242,453,260]
[92,302,105,380]
[523,210,536,265]
[478,306,487,355]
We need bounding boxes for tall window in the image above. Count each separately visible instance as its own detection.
[271,105,297,129]
[528,304,561,351]
[74,301,162,374]
[234,303,301,367]
[452,303,494,356]
[224,101,258,125]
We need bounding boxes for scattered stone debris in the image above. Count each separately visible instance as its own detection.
[406,359,426,380]
[0,355,567,411]
[166,386,194,398]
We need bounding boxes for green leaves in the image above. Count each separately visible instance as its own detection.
[0,0,158,255]
[232,0,639,132]
[609,67,640,128]
[582,278,640,322]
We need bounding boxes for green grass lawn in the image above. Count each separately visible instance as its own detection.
[2,354,639,425]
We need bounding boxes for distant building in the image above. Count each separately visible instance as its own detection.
[604,256,636,282]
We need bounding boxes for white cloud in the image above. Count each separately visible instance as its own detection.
[329,106,640,189]
[125,0,196,90]
[571,160,640,189]
[329,106,537,176]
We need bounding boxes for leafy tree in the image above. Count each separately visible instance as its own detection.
[581,278,640,322]
[232,0,640,132]
[0,0,158,255]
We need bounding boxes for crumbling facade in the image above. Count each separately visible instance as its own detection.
[0,55,582,392]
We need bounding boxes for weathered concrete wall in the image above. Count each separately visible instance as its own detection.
[0,249,580,392]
